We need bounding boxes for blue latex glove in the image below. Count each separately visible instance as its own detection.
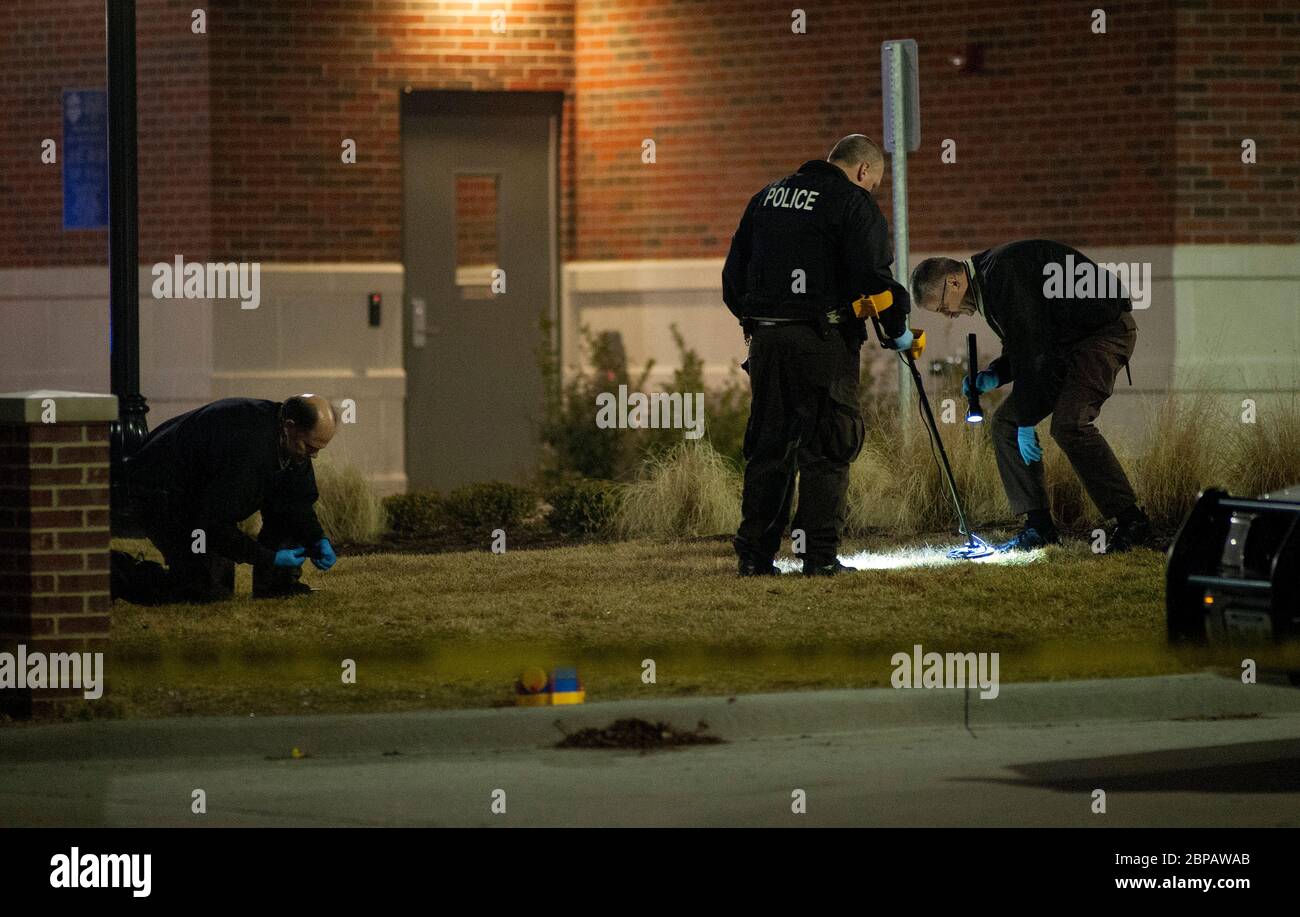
[274,546,307,568]
[311,537,337,572]
[962,370,1000,398]
[888,329,914,352]
[1017,426,1043,465]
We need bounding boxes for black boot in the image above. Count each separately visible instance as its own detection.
[253,582,315,599]
[1107,506,1153,553]
[738,555,778,577]
[110,550,174,605]
[994,525,1060,553]
[802,559,856,577]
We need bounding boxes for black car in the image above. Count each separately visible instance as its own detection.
[1167,485,1300,643]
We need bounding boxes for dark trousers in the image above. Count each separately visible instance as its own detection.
[133,502,302,603]
[735,323,864,566]
[993,313,1139,521]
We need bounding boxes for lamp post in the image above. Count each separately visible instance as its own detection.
[107,0,149,529]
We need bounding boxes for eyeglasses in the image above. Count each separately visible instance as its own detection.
[938,280,954,313]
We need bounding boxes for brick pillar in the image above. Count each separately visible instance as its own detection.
[0,390,117,719]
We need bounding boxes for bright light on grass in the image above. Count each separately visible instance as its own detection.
[774,543,1044,573]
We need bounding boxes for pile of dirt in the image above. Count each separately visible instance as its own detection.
[555,718,725,750]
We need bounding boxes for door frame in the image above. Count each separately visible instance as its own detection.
[398,90,564,491]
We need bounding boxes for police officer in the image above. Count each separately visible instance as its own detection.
[911,240,1151,552]
[110,395,340,603]
[723,135,912,577]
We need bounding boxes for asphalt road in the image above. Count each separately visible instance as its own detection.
[3,673,1298,827]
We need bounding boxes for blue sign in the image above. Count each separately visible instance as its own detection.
[62,89,108,230]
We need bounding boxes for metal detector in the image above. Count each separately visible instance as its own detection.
[853,292,993,559]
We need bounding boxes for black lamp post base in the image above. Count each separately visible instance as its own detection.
[109,392,149,536]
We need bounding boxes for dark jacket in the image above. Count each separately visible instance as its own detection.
[123,398,324,566]
[974,239,1133,426]
[722,159,909,339]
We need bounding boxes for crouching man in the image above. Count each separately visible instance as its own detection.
[911,240,1152,552]
[111,394,339,604]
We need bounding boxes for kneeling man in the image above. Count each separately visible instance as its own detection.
[112,395,338,603]
[911,240,1151,552]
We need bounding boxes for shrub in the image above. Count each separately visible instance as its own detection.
[546,479,624,536]
[383,491,444,539]
[843,395,1010,537]
[617,442,741,538]
[1132,392,1227,531]
[538,316,751,480]
[539,315,654,482]
[1226,396,1300,497]
[442,481,538,531]
[313,457,385,543]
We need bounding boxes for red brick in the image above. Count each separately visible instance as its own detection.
[55,530,111,550]
[26,425,86,444]
[30,467,84,486]
[30,510,84,530]
[55,615,111,635]
[55,446,109,464]
[28,595,85,614]
[28,553,85,572]
[55,488,110,508]
[84,510,110,527]
[0,1,1293,271]
[55,573,110,593]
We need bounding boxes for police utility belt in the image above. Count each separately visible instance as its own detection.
[744,307,855,329]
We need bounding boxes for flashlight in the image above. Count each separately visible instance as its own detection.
[965,333,983,424]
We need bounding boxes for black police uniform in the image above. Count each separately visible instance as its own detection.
[112,398,326,603]
[970,239,1139,522]
[722,159,908,570]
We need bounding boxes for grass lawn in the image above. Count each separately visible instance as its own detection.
[73,531,1295,722]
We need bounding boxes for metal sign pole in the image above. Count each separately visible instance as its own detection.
[888,41,911,423]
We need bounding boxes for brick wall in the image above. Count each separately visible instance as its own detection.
[0,0,212,267]
[0,0,1294,269]
[1175,1,1300,244]
[574,0,1180,259]
[205,0,576,263]
[0,0,574,267]
[0,394,114,719]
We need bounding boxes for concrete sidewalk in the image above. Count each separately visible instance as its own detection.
[3,673,1299,826]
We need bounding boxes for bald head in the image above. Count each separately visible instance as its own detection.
[828,134,885,193]
[281,393,336,462]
